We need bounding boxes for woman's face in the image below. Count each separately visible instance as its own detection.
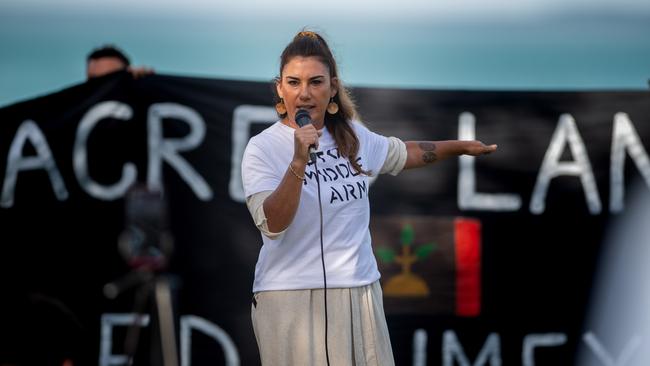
[277,56,337,129]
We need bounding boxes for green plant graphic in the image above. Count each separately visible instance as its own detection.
[376,223,437,297]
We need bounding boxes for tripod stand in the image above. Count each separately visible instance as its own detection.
[104,187,179,366]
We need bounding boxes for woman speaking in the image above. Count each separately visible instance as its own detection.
[242,30,496,365]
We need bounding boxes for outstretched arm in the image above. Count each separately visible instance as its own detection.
[403,140,496,170]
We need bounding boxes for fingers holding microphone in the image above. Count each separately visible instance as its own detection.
[293,109,321,164]
[293,124,321,164]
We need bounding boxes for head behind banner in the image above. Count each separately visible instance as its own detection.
[86,44,131,79]
[274,29,368,175]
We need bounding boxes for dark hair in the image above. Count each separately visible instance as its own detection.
[0,292,83,366]
[86,44,131,67]
[275,30,370,175]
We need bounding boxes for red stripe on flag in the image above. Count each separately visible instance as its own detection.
[455,218,481,317]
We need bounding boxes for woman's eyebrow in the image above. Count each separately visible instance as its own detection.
[285,75,326,80]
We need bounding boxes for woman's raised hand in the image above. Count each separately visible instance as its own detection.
[293,125,322,164]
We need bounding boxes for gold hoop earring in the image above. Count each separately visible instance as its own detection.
[275,98,287,115]
[327,98,339,114]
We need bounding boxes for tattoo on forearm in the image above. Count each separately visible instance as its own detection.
[419,142,437,164]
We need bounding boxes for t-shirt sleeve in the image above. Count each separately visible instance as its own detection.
[380,136,407,176]
[245,190,286,239]
[353,121,390,175]
[241,139,282,197]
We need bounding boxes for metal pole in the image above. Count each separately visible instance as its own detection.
[155,276,179,366]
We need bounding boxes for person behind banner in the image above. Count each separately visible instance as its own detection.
[241,30,497,365]
[86,44,154,80]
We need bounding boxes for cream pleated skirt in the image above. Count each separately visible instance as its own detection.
[251,280,395,366]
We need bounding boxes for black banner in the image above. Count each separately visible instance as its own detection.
[1,71,649,365]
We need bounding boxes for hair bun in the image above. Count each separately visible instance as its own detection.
[297,31,318,40]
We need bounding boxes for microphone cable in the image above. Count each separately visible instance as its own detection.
[295,108,331,365]
[312,158,331,366]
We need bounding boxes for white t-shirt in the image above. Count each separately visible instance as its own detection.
[242,120,389,292]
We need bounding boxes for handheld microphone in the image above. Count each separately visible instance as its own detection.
[295,109,318,163]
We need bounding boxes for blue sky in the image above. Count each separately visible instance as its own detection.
[1,0,649,107]
[5,0,650,19]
